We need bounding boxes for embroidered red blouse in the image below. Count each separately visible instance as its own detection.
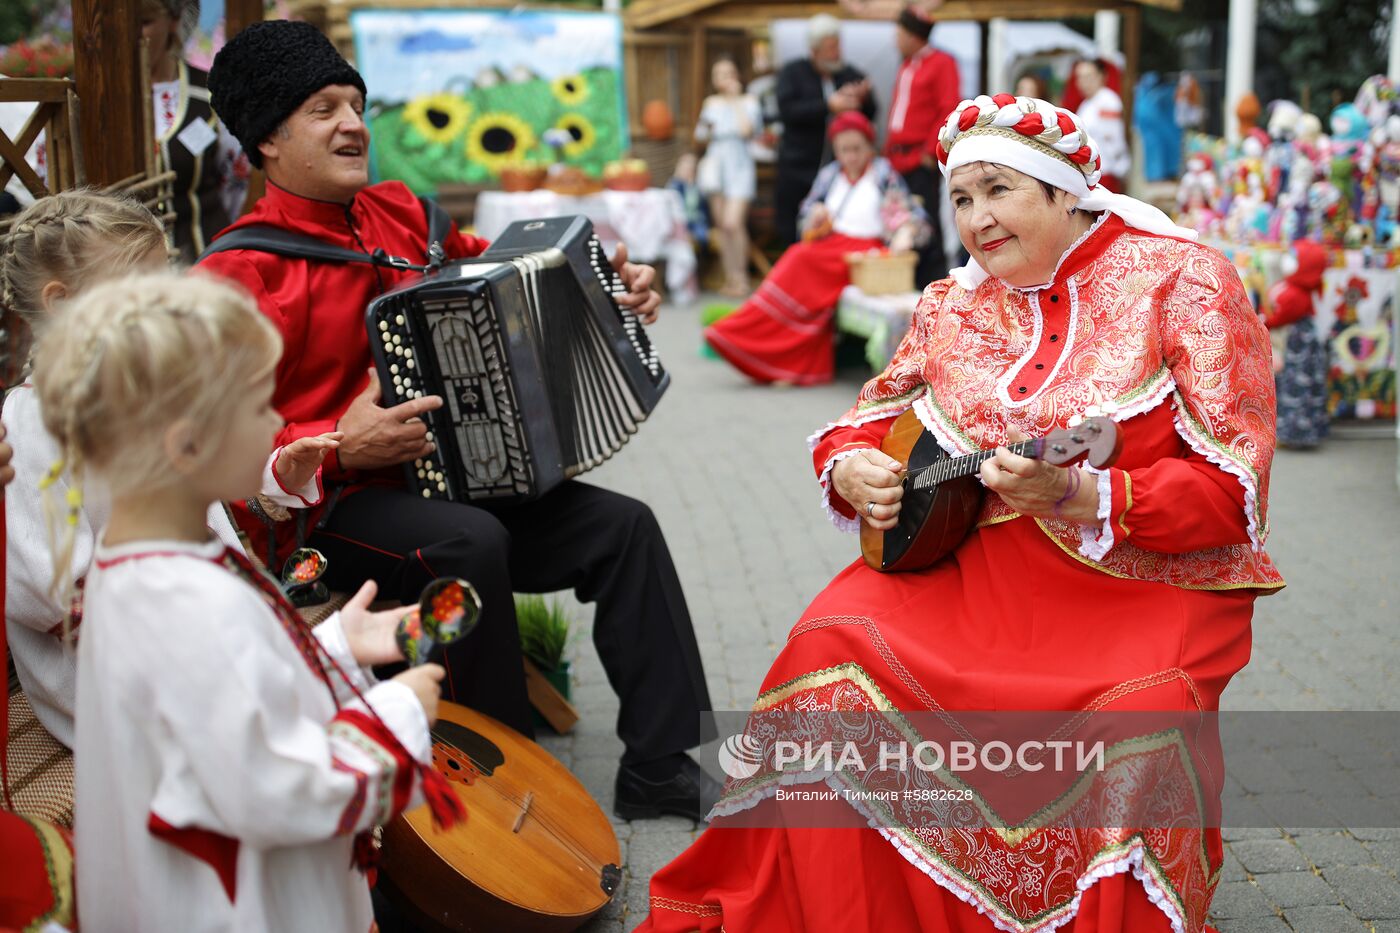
[810,214,1284,592]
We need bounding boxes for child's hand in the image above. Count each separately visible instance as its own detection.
[0,423,14,489]
[339,580,409,667]
[274,431,343,491]
[393,664,446,725]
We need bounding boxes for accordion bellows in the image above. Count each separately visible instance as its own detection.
[366,216,669,502]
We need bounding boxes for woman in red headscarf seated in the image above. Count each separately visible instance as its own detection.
[704,112,930,386]
[641,92,1281,933]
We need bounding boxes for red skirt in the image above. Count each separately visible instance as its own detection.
[639,517,1253,932]
[705,234,884,386]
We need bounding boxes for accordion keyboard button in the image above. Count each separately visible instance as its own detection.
[415,459,424,468]
[395,314,405,325]
[406,358,415,369]
[378,321,389,332]
[438,482,447,492]
[390,364,399,374]
[422,489,431,498]
[425,431,434,442]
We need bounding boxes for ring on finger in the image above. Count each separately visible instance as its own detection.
[865,501,877,516]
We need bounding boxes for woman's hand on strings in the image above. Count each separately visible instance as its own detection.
[832,449,905,531]
[979,427,1097,523]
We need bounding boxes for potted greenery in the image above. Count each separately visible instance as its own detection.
[515,594,573,728]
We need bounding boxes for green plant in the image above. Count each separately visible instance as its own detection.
[701,301,739,328]
[515,593,572,672]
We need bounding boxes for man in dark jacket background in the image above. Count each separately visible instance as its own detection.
[774,14,877,248]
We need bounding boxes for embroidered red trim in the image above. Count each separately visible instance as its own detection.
[147,812,240,902]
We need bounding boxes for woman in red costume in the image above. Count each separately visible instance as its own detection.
[642,94,1282,933]
[704,111,929,386]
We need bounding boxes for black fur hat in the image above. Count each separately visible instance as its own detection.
[896,5,934,41]
[208,20,366,168]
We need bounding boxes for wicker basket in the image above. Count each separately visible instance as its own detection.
[846,250,917,296]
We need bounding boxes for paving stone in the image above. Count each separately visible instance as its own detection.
[1209,881,1277,919]
[1209,918,1291,933]
[1322,864,1400,918]
[1283,905,1370,932]
[1229,838,1310,875]
[1292,832,1376,869]
[1250,870,1339,909]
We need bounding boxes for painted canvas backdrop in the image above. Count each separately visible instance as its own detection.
[351,9,627,194]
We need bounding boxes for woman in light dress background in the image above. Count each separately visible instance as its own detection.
[695,59,763,297]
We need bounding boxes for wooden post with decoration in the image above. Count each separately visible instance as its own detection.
[70,0,145,187]
[225,0,266,43]
[223,0,268,216]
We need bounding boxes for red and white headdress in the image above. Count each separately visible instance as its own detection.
[937,94,1196,287]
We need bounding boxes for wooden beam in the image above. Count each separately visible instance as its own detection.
[926,0,1139,20]
[0,78,74,104]
[625,0,1178,30]
[225,0,265,40]
[1121,4,1142,130]
[72,0,145,187]
[627,0,729,30]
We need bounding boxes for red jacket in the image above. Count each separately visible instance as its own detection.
[199,180,490,561]
[884,46,961,175]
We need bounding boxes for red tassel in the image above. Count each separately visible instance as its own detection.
[420,766,468,830]
[351,830,381,873]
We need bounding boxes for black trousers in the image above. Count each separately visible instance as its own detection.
[900,164,948,288]
[774,160,821,250]
[308,480,712,764]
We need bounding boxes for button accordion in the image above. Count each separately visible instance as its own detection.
[365,215,669,502]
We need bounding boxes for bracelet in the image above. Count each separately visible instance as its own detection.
[1052,468,1081,518]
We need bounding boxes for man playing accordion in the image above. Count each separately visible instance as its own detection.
[199,21,719,823]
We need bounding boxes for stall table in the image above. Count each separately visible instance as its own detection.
[836,286,921,372]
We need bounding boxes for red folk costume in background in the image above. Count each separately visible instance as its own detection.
[705,113,930,385]
[643,95,1281,933]
[885,46,961,175]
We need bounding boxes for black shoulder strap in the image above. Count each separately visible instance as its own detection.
[199,196,453,273]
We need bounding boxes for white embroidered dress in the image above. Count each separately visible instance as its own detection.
[74,537,430,932]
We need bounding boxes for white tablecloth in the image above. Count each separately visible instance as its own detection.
[836,286,921,371]
[474,189,697,298]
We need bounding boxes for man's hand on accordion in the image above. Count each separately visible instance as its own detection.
[610,242,662,325]
[335,369,445,471]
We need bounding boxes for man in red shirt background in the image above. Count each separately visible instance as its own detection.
[884,4,961,286]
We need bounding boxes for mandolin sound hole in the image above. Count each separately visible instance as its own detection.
[432,720,505,776]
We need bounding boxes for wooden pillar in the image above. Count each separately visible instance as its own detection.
[225,0,266,40]
[71,0,144,186]
[1121,4,1141,130]
[224,0,268,215]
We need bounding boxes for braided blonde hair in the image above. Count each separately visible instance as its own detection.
[1,190,168,352]
[31,271,281,607]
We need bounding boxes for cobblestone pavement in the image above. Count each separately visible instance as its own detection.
[523,298,1400,932]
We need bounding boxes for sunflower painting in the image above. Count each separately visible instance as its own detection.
[351,9,628,193]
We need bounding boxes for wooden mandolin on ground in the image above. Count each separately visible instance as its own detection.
[378,701,622,932]
[860,409,1121,573]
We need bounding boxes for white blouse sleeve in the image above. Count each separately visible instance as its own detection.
[258,447,323,508]
[131,568,430,848]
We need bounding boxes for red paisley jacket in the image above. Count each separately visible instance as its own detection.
[810,214,1284,592]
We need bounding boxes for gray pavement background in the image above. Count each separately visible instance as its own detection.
[527,298,1400,932]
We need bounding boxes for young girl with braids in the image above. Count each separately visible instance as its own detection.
[2,190,335,751]
[32,271,460,929]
